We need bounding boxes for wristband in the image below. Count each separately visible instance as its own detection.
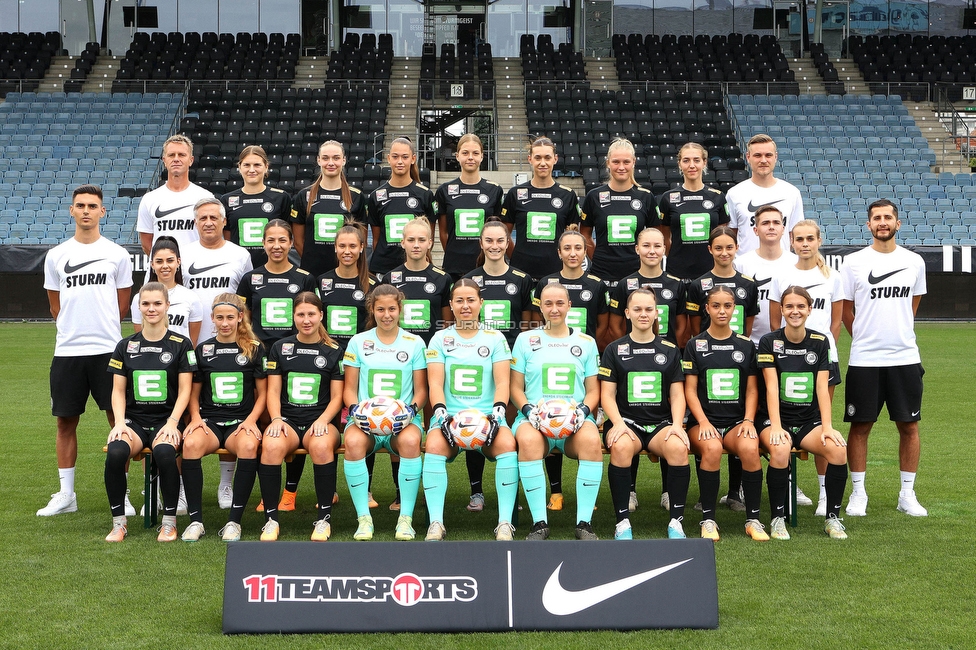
[743,418,754,423]
[433,403,446,413]
[166,416,179,424]
[493,401,507,411]
[520,404,534,418]
[272,416,283,422]
[578,404,591,418]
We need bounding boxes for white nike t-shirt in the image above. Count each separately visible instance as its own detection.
[840,246,926,366]
[136,183,214,252]
[180,240,254,342]
[131,283,205,343]
[725,178,804,255]
[44,236,134,356]
[734,250,798,346]
[770,265,843,362]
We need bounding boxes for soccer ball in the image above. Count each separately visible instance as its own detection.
[536,398,580,439]
[355,396,411,436]
[447,409,493,450]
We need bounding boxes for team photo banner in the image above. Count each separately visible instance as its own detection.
[223,539,718,633]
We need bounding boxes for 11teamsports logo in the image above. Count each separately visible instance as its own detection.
[242,572,478,606]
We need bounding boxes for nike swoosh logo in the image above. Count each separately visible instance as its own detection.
[542,559,693,616]
[756,277,772,287]
[285,356,298,361]
[188,261,227,275]
[526,486,542,492]
[912,410,920,417]
[64,258,104,274]
[747,199,783,213]
[803,283,823,291]
[129,354,142,358]
[619,357,633,362]
[405,477,419,482]
[502,481,518,487]
[701,352,713,357]
[867,268,906,285]
[155,205,194,219]
[351,482,365,488]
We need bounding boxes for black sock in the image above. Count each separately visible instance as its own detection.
[181,458,204,523]
[767,466,790,519]
[466,451,485,495]
[825,463,848,519]
[667,464,691,521]
[153,443,180,516]
[366,453,376,490]
[284,454,306,492]
[659,457,670,492]
[698,468,720,521]
[629,455,640,492]
[313,461,338,522]
[391,459,401,500]
[258,463,282,522]
[105,441,130,517]
[229,458,258,524]
[545,453,563,494]
[727,455,742,500]
[742,469,763,521]
[608,463,632,523]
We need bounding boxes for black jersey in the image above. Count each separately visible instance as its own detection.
[366,181,437,275]
[194,338,268,421]
[685,271,760,337]
[221,187,292,268]
[237,265,317,345]
[462,265,535,348]
[757,328,831,424]
[108,330,198,423]
[266,335,344,427]
[291,182,367,278]
[381,264,453,344]
[316,270,377,351]
[580,183,658,282]
[500,182,580,280]
[682,331,757,428]
[608,271,686,345]
[433,178,504,276]
[533,271,608,341]
[657,185,730,280]
[599,335,684,424]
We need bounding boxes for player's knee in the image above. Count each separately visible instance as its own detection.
[425,430,451,456]
[609,443,633,466]
[490,431,516,454]
[663,438,689,466]
[236,436,260,458]
[105,441,129,470]
[151,443,178,469]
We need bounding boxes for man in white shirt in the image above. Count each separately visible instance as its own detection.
[841,199,927,518]
[40,185,134,516]
[726,134,804,255]
[137,134,213,255]
[179,197,254,508]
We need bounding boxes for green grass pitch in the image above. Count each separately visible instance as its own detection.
[1,322,973,649]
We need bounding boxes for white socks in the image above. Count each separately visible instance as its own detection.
[219,460,236,487]
[850,471,866,496]
[58,467,76,494]
[900,471,917,494]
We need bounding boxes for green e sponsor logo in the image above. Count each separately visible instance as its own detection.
[400,300,431,329]
[542,364,576,395]
[565,307,587,330]
[526,212,556,240]
[449,364,484,396]
[729,305,745,335]
[367,369,402,397]
[607,214,638,243]
[133,370,167,402]
[781,372,814,404]
[239,218,268,246]
[679,213,710,241]
[455,209,485,237]
[385,214,412,242]
[657,305,670,335]
[261,298,293,328]
[211,372,243,403]
[288,373,321,404]
[481,300,512,329]
[314,213,344,242]
[327,305,356,335]
[705,368,740,400]
[628,372,663,403]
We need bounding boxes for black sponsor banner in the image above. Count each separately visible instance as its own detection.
[223,539,718,634]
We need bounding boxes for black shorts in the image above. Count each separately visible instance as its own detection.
[282,417,339,449]
[844,364,924,423]
[50,354,114,417]
[686,419,744,438]
[827,361,841,387]
[758,418,821,448]
[603,420,670,450]
[201,418,244,447]
[125,417,166,449]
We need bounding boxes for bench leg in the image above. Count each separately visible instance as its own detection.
[144,453,158,529]
[789,452,798,528]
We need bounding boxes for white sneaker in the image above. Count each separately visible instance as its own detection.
[217,484,233,509]
[897,491,928,517]
[660,491,670,511]
[425,521,446,541]
[846,493,868,517]
[494,522,515,541]
[176,485,188,516]
[220,522,242,542]
[815,495,827,518]
[795,486,813,506]
[124,490,136,517]
[181,521,206,542]
[37,491,77,516]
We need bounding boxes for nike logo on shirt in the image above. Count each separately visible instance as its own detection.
[188,261,227,275]
[747,198,783,213]
[867,268,906,284]
[803,283,823,291]
[64,258,104,274]
[155,205,194,219]
[756,277,772,287]
[542,559,693,616]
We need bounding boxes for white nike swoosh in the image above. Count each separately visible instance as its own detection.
[542,558,693,615]
[701,352,713,357]
[912,411,920,417]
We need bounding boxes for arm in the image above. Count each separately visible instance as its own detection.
[579,224,596,261]
[491,359,510,406]
[665,381,690,448]
[510,369,528,410]
[437,217,449,251]
[683,374,718,440]
[689,314,702,337]
[117,288,131,320]
[156,372,193,447]
[505,222,515,258]
[842,299,854,336]
[311,379,345,433]
[411,368,428,410]
[769,301,782,332]
[732,374,759,439]
[744,315,755,337]
[659,224,672,256]
[188,320,201,347]
[343,366,360,408]
[816,369,845,447]
[264,373,288,437]
[235,376,266,438]
[47,290,60,319]
[182,381,206,438]
[370,226,382,255]
[609,313,626,341]
[140,232,153,256]
[600,379,637,448]
[581,374,600,414]
[761,367,789,446]
[829,300,842,346]
[675,313,689,350]
[427,362,446,410]
[595,311,610,351]
[292,223,305,258]
[107,374,135,442]
[912,295,921,316]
